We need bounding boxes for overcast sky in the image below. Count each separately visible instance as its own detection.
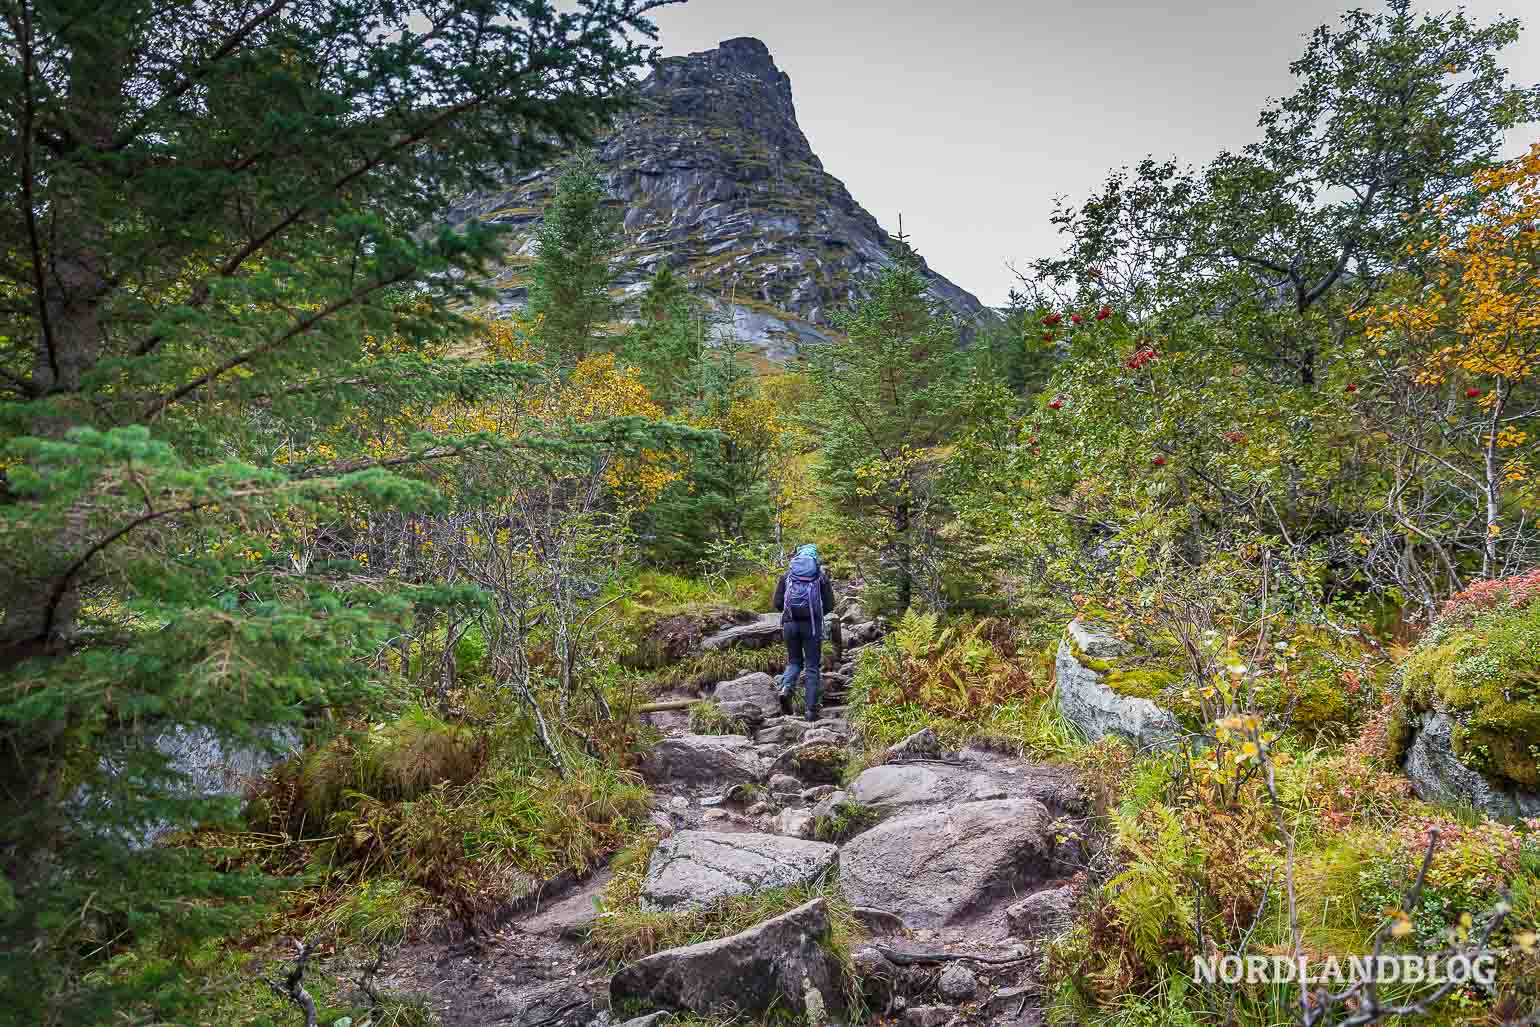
[645,0,1540,306]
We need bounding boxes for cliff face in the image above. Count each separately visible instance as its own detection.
[457,37,992,360]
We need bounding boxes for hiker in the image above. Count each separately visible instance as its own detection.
[772,544,837,721]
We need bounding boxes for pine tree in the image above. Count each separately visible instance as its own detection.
[527,151,624,370]
[803,252,971,613]
[621,262,709,411]
[0,1,662,1017]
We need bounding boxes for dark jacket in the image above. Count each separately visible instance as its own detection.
[773,567,836,627]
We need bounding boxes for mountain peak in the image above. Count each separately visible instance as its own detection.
[458,36,992,358]
[647,36,797,127]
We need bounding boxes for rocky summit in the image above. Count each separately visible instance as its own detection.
[455,37,993,359]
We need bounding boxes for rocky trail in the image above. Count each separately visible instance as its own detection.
[378,604,1092,1027]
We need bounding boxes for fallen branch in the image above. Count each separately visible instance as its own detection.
[636,698,698,713]
[265,939,319,1027]
[873,945,1030,966]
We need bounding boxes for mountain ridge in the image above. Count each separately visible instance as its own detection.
[456,36,994,360]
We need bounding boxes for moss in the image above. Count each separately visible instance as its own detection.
[1063,624,1186,701]
[1400,600,1540,790]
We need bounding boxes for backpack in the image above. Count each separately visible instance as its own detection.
[784,554,824,623]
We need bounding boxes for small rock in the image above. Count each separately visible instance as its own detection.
[803,976,828,1024]
[901,1005,954,1027]
[851,945,898,1008]
[643,734,766,788]
[702,809,728,822]
[746,801,773,816]
[887,727,942,760]
[668,796,689,811]
[985,987,1035,1019]
[801,784,836,801]
[966,783,1008,801]
[937,963,978,1002]
[757,742,785,757]
[769,773,802,794]
[1005,884,1077,939]
[618,1015,668,1027]
[778,808,814,838]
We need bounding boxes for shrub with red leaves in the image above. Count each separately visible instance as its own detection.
[1222,430,1247,444]
[1048,396,1065,410]
[1096,305,1112,321]
[1151,456,1167,466]
[1466,387,1483,398]
[1070,313,1084,325]
[1346,383,1358,393]
[1438,567,1540,622]
[1042,313,1062,327]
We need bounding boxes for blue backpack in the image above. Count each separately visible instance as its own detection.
[785,553,824,624]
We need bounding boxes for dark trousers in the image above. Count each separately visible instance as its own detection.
[780,618,822,715]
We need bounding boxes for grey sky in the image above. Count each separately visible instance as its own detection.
[646,0,1540,306]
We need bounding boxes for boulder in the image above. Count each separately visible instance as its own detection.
[769,773,802,794]
[609,898,845,1019]
[1054,621,1182,752]
[887,727,943,761]
[1403,711,1540,819]
[937,963,978,1002]
[757,719,809,745]
[847,764,953,808]
[839,799,1056,928]
[846,760,1083,817]
[1005,884,1077,939]
[642,735,765,788]
[713,672,783,721]
[844,620,885,648]
[702,614,785,652]
[639,830,838,911]
[89,724,299,847]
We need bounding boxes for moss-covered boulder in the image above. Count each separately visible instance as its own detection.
[1054,619,1184,751]
[1054,617,1379,749]
[1397,588,1540,817]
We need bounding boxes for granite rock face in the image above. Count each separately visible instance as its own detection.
[453,37,994,360]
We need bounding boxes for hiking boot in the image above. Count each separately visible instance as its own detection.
[805,709,818,723]
[778,689,793,717]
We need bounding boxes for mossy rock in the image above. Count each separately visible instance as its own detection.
[1400,599,1540,792]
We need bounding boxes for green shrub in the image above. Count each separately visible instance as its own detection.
[811,800,884,843]
[688,699,749,736]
